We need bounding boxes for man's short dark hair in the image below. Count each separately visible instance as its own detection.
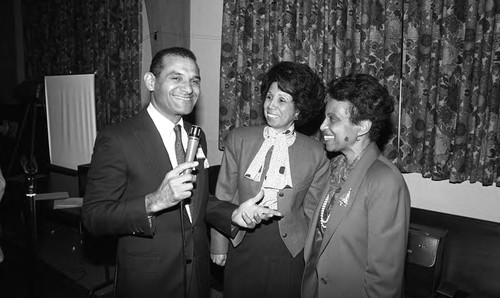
[149,47,197,77]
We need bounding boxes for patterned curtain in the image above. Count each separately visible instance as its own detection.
[218,0,403,162]
[400,0,500,186]
[22,0,142,130]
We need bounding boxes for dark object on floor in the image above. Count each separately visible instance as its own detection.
[410,208,500,297]
[405,223,447,298]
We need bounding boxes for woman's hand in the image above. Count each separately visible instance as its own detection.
[211,253,227,266]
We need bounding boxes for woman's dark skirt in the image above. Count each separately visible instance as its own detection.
[223,220,304,298]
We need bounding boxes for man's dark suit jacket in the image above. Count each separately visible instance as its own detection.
[82,109,235,298]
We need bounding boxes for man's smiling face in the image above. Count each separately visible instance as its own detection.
[150,55,201,123]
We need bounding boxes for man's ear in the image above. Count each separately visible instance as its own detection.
[358,119,372,137]
[143,72,155,91]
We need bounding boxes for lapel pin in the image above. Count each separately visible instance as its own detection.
[339,188,351,207]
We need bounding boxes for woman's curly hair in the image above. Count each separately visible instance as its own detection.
[260,61,325,127]
[327,74,395,146]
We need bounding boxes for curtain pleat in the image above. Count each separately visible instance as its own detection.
[401,0,499,186]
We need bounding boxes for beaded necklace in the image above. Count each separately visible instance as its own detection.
[319,159,348,230]
[319,144,372,231]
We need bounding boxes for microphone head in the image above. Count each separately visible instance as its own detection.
[184,125,202,169]
[189,125,201,138]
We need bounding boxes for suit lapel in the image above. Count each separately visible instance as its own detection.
[229,129,266,247]
[132,111,205,229]
[319,143,380,255]
[131,110,173,178]
[304,186,327,263]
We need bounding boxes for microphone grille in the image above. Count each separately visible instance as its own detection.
[189,125,201,137]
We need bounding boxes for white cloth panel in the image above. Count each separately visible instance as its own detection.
[44,74,97,171]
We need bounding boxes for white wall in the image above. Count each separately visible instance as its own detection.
[190,0,224,166]
[404,173,499,222]
[190,0,500,223]
[141,0,223,160]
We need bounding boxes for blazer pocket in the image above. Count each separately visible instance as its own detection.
[119,251,160,273]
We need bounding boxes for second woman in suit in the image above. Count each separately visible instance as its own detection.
[301,74,411,298]
[210,61,330,298]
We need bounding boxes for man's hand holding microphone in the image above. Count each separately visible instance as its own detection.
[145,126,282,227]
[145,125,200,214]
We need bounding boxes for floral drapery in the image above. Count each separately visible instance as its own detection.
[22,0,142,130]
[219,0,500,186]
[400,0,499,186]
[219,0,403,160]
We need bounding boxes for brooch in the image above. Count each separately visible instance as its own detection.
[339,188,351,207]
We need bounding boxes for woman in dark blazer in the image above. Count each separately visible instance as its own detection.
[302,74,411,298]
[210,61,330,298]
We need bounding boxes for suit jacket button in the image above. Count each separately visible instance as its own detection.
[282,232,287,238]
[320,278,327,285]
[186,258,193,264]
[278,192,284,197]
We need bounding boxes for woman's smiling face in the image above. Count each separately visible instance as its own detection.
[320,97,360,154]
[263,82,297,133]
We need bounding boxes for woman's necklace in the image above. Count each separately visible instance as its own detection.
[319,164,343,230]
[319,190,335,229]
[319,143,372,230]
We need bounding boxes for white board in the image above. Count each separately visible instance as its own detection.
[44,74,97,171]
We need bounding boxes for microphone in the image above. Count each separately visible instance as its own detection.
[184,125,201,174]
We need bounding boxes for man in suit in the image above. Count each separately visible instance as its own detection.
[82,47,280,298]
